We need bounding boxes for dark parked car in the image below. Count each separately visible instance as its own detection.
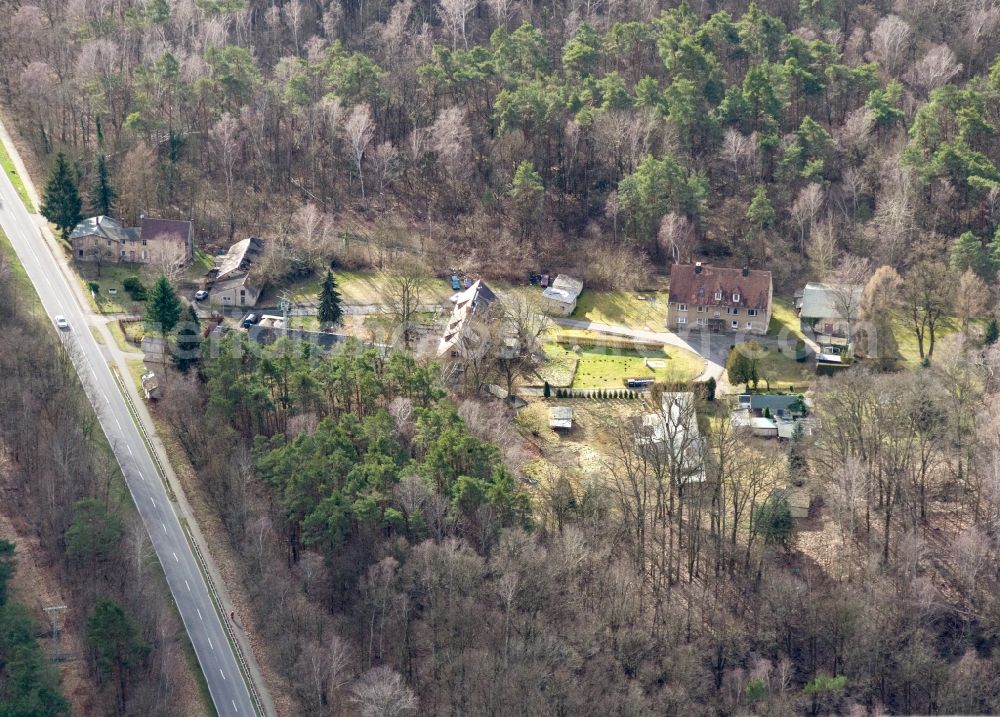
[242,313,259,328]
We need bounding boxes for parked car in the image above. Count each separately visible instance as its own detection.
[242,313,259,328]
[54,315,70,330]
[194,290,208,301]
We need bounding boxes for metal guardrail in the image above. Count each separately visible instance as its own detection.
[109,367,265,717]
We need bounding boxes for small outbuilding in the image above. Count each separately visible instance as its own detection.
[549,406,573,430]
[541,275,583,316]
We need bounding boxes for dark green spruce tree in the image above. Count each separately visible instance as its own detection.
[145,275,182,339]
[90,154,117,216]
[318,269,343,327]
[174,304,201,373]
[41,151,82,241]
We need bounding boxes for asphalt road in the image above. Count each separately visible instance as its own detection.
[0,179,256,714]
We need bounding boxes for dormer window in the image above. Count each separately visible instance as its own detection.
[733,292,740,302]
[714,291,722,301]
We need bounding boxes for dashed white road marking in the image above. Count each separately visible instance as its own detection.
[232,699,238,712]
[219,669,227,681]
[161,522,166,532]
[208,637,214,650]
[150,497,156,507]
[197,608,203,621]
[185,580,191,591]
[172,552,179,562]
[127,445,133,456]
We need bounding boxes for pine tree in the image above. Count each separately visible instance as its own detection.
[318,269,343,327]
[173,305,201,373]
[985,317,999,346]
[41,152,83,241]
[145,275,182,338]
[90,154,117,216]
[543,381,551,398]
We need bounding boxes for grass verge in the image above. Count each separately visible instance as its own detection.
[0,138,34,212]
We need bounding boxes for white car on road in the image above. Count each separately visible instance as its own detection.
[54,315,70,330]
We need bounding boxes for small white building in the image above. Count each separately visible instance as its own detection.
[549,406,573,430]
[635,392,706,485]
[541,275,583,316]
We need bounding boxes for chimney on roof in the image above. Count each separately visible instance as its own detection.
[694,262,703,274]
[742,265,749,277]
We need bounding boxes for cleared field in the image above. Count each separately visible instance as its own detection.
[77,263,147,314]
[566,344,703,388]
[571,290,669,330]
[280,270,453,306]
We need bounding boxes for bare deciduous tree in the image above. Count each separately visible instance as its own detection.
[791,184,825,255]
[351,666,417,717]
[867,15,912,76]
[909,44,962,95]
[344,104,376,200]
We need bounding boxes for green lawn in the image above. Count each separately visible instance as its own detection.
[736,341,814,392]
[767,296,808,341]
[890,311,963,367]
[571,290,669,330]
[536,343,579,387]
[0,228,41,310]
[77,263,148,314]
[279,270,453,307]
[568,344,704,389]
[0,139,33,212]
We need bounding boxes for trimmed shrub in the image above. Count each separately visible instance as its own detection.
[122,276,147,301]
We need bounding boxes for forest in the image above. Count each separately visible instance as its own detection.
[150,326,1000,715]
[5,0,1000,714]
[0,248,205,716]
[3,0,1000,290]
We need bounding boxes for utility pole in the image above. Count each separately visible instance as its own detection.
[44,605,67,661]
[278,293,292,329]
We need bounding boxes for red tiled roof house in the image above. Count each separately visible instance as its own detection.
[667,263,772,335]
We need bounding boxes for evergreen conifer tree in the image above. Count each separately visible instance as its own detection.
[41,152,83,241]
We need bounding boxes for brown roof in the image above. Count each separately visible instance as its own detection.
[140,217,192,247]
[668,264,772,310]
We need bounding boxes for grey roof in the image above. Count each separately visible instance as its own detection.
[70,216,132,244]
[438,280,498,355]
[543,274,583,304]
[211,274,260,293]
[216,237,263,280]
[738,393,803,414]
[799,282,863,320]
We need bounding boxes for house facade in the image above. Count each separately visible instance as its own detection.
[667,263,772,334]
[70,215,193,265]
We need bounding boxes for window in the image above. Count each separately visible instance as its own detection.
[677,316,688,325]
[677,303,687,311]
[746,322,753,330]
[731,320,738,329]
[714,291,722,301]
[78,250,83,257]
[747,309,758,317]
[142,239,147,246]
[733,293,740,302]
[697,318,706,326]
[697,305,704,312]
[714,311,721,318]
[727,307,740,315]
